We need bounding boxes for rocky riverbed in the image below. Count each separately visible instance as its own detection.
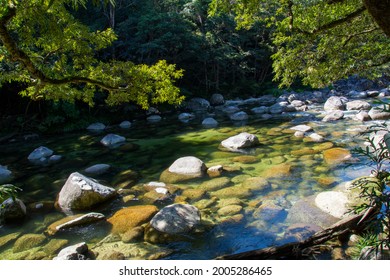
[0,78,389,260]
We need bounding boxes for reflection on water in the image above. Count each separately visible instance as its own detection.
[0,111,373,259]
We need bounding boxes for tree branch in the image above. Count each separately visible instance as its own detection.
[342,27,380,47]
[298,6,366,35]
[0,6,122,92]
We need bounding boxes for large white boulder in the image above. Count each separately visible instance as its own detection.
[57,172,116,212]
[168,156,207,176]
[221,132,259,151]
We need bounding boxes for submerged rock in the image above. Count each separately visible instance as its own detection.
[107,205,158,234]
[13,234,46,253]
[47,212,106,235]
[322,110,344,122]
[150,204,201,234]
[314,191,349,219]
[323,148,352,165]
[147,115,162,122]
[230,111,248,121]
[57,172,117,212]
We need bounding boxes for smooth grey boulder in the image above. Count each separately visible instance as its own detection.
[186,97,210,112]
[210,93,225,106]
[119,121,132,129]
[368,107,390,120]
[230,111,248,121]
[168,156,207,176]
[322,110,344,122]
[87,122,106,131]
[202,117,218,127]
[150,204,201,234]
[57,172,116,212]
[147,115,162,122]
[346,100,371,111]
[27,146,54,161]
[221,132,259,151]
[324,96,347,111]
[178,113,195,122]
[84,164,111,175]
[0,165,12,184]
[100,134,126,147]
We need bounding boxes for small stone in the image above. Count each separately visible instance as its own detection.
[322,110,344,122]
[217,205,242,216]
[119,121,132,129]
[100,134,126,147]
[147,115,162,122]
[230,111,248,121]
[290,125,313,133]
[87,122,105,131]
[202,117,218,127]
[84,164,111,175]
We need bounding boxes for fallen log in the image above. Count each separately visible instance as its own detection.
[216,206,378,260]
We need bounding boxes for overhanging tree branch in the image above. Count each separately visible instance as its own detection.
[0,6,123,92]
[297,6,366,35]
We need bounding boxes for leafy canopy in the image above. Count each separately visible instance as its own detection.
[0,0,184,109]
[209,0,390,88]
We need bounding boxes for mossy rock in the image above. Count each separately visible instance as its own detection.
[217,205,243,216]
[219,214,245,224]
[232,155,258,164]
[143,224,186,244]
[313,142,335,151]
[181,189,206,201]
[13,234,47,253]
[217,198,244,208]
[193,198,218,210]
[107,205,158,234]
[291,148,319,157]
[0,232,22,250]
[241,177,270,191]
[112,169,140,189]
[316,177,338,188]
[210,186,252,199]
[199,177,231,191]
[159,169,204,184]
[122,226,145,243]
[42,239,69,255]
[262,163,292,179]
[231,174,251,184]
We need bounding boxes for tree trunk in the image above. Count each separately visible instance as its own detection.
[363,0,390,37]
[216,206,378,260]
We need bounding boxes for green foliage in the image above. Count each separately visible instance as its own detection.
[0,184,21,204]
[351,125,390,253]
[349,232,381,259]
[0,0,184,109]
[209,0,390,88]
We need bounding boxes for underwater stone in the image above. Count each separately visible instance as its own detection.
[230,111,248,121]
[107,205,158,234]
[47,212,106,235]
